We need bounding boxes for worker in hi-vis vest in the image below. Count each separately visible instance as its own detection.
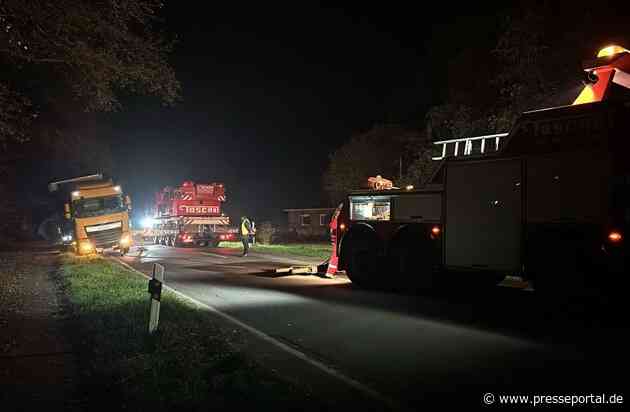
[240,216,253,257]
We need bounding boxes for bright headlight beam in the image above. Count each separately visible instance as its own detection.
[141,217,156,228]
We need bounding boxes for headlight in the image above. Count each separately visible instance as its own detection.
[120,233,132,246]
[141,217,156,229]
[62,235,73,242]
[79,241,94,254]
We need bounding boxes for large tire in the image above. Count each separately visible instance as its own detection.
[387,225,440,291]
[528,232,587,298]
[343,226,383,289]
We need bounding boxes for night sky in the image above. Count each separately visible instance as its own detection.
[105,3,506,224]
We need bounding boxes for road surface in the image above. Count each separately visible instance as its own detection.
[116,243,628,409]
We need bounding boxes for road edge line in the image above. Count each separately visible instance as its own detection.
[109,256,407,411]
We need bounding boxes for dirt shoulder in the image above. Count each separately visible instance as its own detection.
[0,243,80,410]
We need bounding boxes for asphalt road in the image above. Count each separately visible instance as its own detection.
[116,243,628,409]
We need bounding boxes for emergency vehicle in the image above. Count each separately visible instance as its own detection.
[333,45,630,294]
[150,181,238,247]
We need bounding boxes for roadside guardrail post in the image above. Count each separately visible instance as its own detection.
[148,263,165,334]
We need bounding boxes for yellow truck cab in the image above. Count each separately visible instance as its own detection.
[49,174,132,255]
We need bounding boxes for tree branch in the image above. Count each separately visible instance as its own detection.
[0,49,67,64]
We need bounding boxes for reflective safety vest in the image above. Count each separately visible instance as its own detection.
[241,219,250,236]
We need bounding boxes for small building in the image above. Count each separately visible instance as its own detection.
[283,208,335,240]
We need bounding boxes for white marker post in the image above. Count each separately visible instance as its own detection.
[148,263,165,334]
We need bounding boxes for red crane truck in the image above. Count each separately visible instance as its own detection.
[334,45,630,295]
[150,181,238,247]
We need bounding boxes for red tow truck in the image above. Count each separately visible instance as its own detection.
[150,181,238,247]
[333,45,630,294]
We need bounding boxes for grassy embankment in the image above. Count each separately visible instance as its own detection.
[60,255,317,410]
[219,242,330,260]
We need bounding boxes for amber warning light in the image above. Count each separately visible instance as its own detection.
[608,231,623,243]
[597,45,629,58]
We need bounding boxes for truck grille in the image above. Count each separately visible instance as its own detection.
[87,227,122,248]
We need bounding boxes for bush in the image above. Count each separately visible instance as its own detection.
[255,221,278,245]
[274,229,297,243]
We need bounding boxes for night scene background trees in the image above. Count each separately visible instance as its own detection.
[1,0,179,234]
[323,2,630,204]
[1,1,629,237]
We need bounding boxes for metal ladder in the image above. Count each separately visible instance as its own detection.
[432,133,508,160]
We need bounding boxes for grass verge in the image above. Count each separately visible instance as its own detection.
[219,242,330,260]
[60,254,316,411]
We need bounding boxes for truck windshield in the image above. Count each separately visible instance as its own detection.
[350,196,391,221]
[73,195,125,218]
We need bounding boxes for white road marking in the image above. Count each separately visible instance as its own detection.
[201,251,229,259]
[110,256,407,412]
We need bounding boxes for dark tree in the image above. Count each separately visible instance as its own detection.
[1,0,180,152]
[428,2,630,141]
[1,0,180,237]
[323,125,422,204]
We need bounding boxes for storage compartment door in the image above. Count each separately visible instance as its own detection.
[445,159,522,272]
[526,150,611,223]
[393,194,442,222]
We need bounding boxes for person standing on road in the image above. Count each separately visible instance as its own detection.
[240,216,253,257]
[249,220,256,246]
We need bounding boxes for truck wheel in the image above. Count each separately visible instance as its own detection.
[388,225,439,291]
[343,227,382,288]
[529,234,586,298]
